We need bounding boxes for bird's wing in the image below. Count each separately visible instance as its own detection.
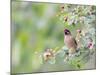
[73,38,77,46]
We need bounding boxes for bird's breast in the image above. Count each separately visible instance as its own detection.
[64,35,77,49]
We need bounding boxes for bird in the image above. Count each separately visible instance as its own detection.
[64,29,77,56]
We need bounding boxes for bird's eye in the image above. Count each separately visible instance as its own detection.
[65,32,68,35]
[65,32,67,34]
[65,31,70,35]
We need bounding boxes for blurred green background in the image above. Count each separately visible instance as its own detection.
[12,2,65,73]
[11,1,96,74]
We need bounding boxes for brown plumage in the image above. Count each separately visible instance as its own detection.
[64,29,77,54]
